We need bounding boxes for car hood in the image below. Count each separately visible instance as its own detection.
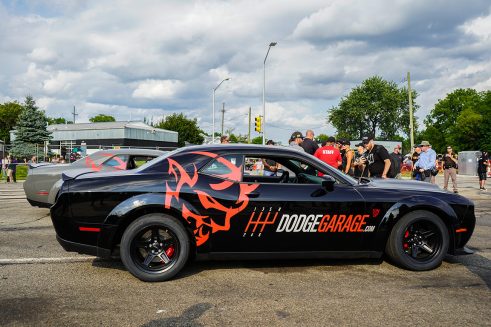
[366,178,443,192]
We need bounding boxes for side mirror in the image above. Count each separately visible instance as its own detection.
[321,175,336,192]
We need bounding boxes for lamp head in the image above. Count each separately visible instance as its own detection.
[269,42,277,47]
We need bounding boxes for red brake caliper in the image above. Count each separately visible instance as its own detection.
[403,230,410,250]
[165,246,175,258]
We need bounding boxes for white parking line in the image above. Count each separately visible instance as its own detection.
[0,257,99,265]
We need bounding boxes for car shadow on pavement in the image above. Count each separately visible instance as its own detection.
[91,257,384,280]
[444,249,491,290]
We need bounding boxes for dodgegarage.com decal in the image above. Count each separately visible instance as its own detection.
[244,207,378,237]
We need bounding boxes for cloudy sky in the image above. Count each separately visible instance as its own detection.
[1,0,490,143]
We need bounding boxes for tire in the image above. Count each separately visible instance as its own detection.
[120,213,190,282]
[385,210,449,271]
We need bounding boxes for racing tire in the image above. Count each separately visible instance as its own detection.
[120,213,190,282]
[385,210,449,271]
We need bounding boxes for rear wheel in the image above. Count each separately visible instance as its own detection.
[120,213,190,282]
[386,210,449,271]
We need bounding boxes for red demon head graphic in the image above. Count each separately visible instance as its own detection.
[164,151,258,246]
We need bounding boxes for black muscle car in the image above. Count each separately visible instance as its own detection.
[50,145,475,282]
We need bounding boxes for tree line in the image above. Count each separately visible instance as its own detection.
[328,76,490,153]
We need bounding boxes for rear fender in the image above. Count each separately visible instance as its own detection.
[99,193,200,253]
[373,195,459,253]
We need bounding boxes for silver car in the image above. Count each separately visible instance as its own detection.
[24,149,166,207]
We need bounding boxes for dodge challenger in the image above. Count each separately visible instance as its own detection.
[50,145,475,282]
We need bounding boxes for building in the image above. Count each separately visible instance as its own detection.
[11,121,178,152]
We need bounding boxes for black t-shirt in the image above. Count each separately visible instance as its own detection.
[367,145,390,177]
[411,151,420,164]
[390,152,403,174]
[263,159,277,172]
[478,153,489,172]
[443,153,457,169]
[301,138,319,155]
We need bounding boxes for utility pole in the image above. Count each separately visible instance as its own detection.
[221,102,225,136]
[72,106,78,124]
[407,72,414,152]
[248,107,251,144]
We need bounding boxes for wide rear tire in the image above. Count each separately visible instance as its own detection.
[120,213,190,282]
[386,210,449,271]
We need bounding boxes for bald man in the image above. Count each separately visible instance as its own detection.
[301,129,319,155]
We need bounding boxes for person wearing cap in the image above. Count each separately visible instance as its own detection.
[360,135,391,179]
[443,146,458,193]
[414,141,437,183]
[341,140,355,176]
[390,145,404,179]
[289,131,305,152]
[301,129,319,155]
[353,143,367,178]
[314,136,342,173]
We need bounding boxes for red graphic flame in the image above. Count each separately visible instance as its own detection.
[165,151,258,246]
[85,153,126,171]
[372,208,380,218]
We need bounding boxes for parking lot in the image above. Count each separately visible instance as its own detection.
[1,177,490,326]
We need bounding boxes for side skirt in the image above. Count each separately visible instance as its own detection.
[196,251,383,261]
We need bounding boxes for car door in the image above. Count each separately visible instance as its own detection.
[236,155,372,253]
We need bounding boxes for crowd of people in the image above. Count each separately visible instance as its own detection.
[278,130,488,192]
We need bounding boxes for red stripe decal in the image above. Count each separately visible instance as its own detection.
[79,227,101,232]
[36,191,49,196]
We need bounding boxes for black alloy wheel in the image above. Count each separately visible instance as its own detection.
[131,226,179,274]
[386,210,449,271]
[121,214,190,282]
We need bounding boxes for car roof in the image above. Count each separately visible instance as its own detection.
[177,144,305,155]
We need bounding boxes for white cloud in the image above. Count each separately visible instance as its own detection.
[28,47,58,63]
[132,80,183,100]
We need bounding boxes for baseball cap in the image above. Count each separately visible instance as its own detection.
[290,131,304,140]
[362,135,374,144]
[327,136,336,143]
[419,141,431,147]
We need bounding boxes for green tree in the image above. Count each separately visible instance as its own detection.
[89,114,116,122]
[421,89,489,153]
[0,101,24,143]
[47,117,73,125]
[10,96,51,158]
[328,76,419,140]
[315,134,329,144]
[155,113,204,147]
[251,136,263,144]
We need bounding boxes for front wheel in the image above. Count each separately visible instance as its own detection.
[120,213,190,282]
[386,210,449,271]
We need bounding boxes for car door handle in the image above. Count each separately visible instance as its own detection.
[249,192,260,198]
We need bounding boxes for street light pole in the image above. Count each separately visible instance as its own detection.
[212,78,230,144]
[262,42,277,145]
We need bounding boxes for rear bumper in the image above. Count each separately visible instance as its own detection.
[56,235,111,258]
[27,198,52,208]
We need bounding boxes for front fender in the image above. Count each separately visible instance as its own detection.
[373,195,459,253]
[98,193,200,252]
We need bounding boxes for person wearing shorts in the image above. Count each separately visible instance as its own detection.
[478,150,489,191]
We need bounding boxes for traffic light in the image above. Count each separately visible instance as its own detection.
[254,116,262,133]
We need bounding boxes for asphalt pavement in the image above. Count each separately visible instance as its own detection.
[0,176,490,326]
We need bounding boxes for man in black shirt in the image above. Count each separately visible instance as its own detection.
[360,135,391,178]
[411,145,422,180]
[390,145,403,179]
[301,129,319,155]
[478,150,489,191]
[443,146,458,193]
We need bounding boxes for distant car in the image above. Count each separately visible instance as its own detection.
[24,149,165,208]
[50,144,475,282]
